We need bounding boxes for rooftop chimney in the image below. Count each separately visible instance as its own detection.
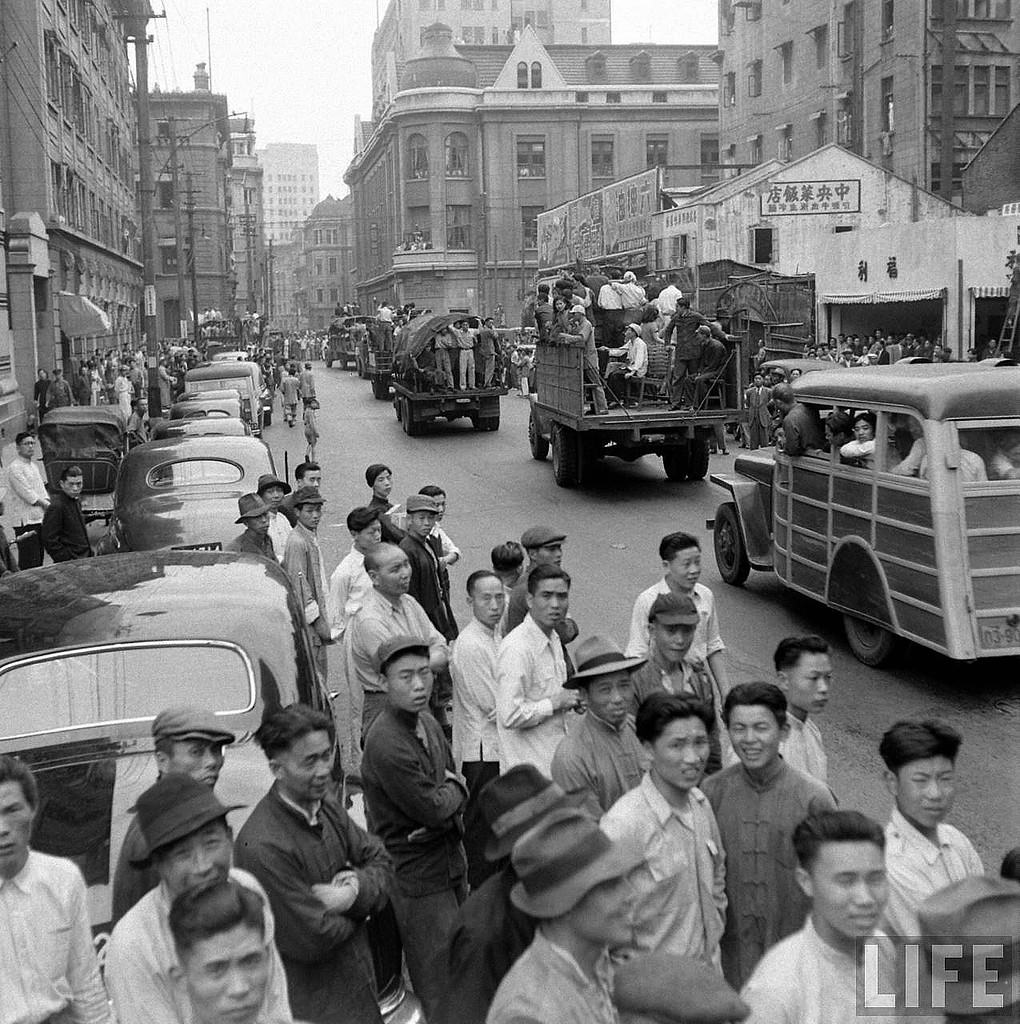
[194,62,210,92]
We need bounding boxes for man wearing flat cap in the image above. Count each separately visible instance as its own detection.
[111,706,236,925]
[504,525,577,642]
[283,485,333,685]
[256,472,292,562]
[560,305,609,415]
[550,636,648,820]
[105,774,292,1024]
[226,492,276,558]
[400,493,459,643]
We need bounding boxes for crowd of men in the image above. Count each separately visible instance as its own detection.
[4,458,1018,1024]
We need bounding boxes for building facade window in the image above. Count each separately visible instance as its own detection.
[779,42,793,85]
[679,53,700,81]
[405,206,432,249]
[652,91,668,103]
[408,134,429,179]
[881,76,895,131]
[813,25,829,68]
[160,245,178,274]
[815,112,829,147]
[751,227,774,263]
[517,61,529,88]
[748,60,762,97]
[516,139,546,177]
[700,135,720,182]
[646,135,668,168]
[521,205,542,249]
[327,256,338,274]
[591,138,614,178]
[446,204,472,249]
[606,91,621,103]
[445,132,469,176]
[531,62,542,88]
[881,0,894,36]
[631,52,651,82]
[749,135,763,165]
[777,126,793,161]
[724,71,736,106]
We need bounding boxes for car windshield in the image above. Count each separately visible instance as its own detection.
[147,459,244,488]
[0,642,253,741]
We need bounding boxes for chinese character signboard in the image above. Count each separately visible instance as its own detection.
[538,169,660,270]
[759,179,861,216]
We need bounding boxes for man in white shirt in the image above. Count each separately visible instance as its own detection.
[4,431,50,569]
[0,755,111,1024]
[256,473,292,563]
[741,810,899,1024]
[655,275,683,320]
[105,774,292,1024]
[605,324,649,401]
[497,565,582,774]
[611,271,647,310]
[450,569,505,888]
[329,506,383,777]
[878,719,983,939]
[774,635,832,786]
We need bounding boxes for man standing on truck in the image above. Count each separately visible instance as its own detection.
[477,318,497,386]
[456,320,476,390]
[561,305,609,415]
[663,298,729,410]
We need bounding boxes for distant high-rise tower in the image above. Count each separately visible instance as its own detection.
[371,0,612,116]
[256,143,321,245]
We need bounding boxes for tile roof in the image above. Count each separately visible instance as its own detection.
[454,44,720,88]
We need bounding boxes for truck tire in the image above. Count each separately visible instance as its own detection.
[551,423,580,487]
[713,502,751,586]
[404,398,423,436]
[662,445,689,481]
[479,416,500,432]
[371,377,389,400]
[686,438,711,480]
[529,410,550,460]
[263,409,272,428]
[843,614,901,667]
[325,357,333,368]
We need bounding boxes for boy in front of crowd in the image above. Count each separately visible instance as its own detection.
[879,719,983,939]
[775,635,832,786]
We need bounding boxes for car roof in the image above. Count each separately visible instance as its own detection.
[121,435,269,465]
[187,362,260,379]
[792,364,1020,419]
[761,358,835,374]
[40,406,128,428]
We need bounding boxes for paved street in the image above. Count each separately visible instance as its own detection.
[266,361,1019,868]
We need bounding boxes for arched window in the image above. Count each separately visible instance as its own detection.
[631,50,652,83]
[530,62,542,88]
[445,132,469,177]
[517,61,529,89]
[408,134,429,180]
[586,52,607,83]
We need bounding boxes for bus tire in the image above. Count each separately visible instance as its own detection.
[843,614,900,667]
[714,502,751,586]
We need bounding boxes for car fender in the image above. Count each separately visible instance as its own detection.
[710,474,772,568]
[825,537,897,630]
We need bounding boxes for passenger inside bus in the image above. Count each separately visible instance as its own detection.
[888,414,926,476]
[839,411,877,467]
[988,428,1020,480]
[824,410,853,452]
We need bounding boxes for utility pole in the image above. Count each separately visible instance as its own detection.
[168,117,188,339]
[185,171,200,342]
[243,175,255,313]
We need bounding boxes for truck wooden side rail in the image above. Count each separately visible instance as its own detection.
[528,340,746,487]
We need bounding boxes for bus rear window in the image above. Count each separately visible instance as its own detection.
[0,642,253,741]
[147,459,244,488]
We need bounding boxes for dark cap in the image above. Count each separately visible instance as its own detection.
[256,473,291,496]
[373,634,430,673]
[648,592,700,625]
[130,774,243,865]
[405,494,440,514]
[291,485,326,508]
[520,525,566,549]
[152,707,236,745]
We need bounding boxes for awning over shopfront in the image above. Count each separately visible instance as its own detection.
[970,286,1010,298]
[820,288,945,304]
[58,292,112,337]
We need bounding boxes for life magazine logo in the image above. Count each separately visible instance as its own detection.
[858,936,1017,1016]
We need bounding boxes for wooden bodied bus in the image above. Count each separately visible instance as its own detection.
[710,364,1020,665]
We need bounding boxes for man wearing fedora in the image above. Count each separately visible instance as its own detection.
[226,492,277,559]
[256,473,292,562]
[486,806,643,1023]
[105,774,292,1024]
[550,637,647,820]
[740,810,899,1024]
[111,706,236,925]
[361,635,469,1022]
[283,485,333,685]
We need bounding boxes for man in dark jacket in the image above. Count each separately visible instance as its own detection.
[361,636,469,1023]
[533,284,554,343]
[663,298,730,409]
[399,493,458,643]
[41,465,91,561]
[225,492,276,559]
[48,367,74,408]
[236,704,392,1024]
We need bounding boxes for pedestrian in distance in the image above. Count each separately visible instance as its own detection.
[449,569,505,889]
[41,464,92,562]
[775,635,833,786]
[878,719,983,940]
[280,366,300,427]
[549,636,648,820]
[235,705,392,1024]
[299,361,317,407]
[48,366,73,408]
[601,692,727,970]
[361,636,470,1023]
[0,755,112,1023]
[740,811,899,1024]
[743,372,772,450]
[33,368,50,423]
[303,398,320,463]
[104,774,292,1024]
[5,431,50,569]
[225,492,276,559]
[701,682,836,989]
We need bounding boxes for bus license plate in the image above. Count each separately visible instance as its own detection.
[978,618,1020,650]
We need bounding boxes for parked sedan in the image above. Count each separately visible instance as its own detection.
[96,435,275,553]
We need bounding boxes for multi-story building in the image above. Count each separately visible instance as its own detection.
[0,0,142,425]
[228,116,265,314]
[0,167,18,436]
[149,64,234,339]
[346,23,719,314]
[269,231,307,330]
[371,0,612,117]
[716,0,1019,200]
[258,143,320,245]
[301,195,356,330]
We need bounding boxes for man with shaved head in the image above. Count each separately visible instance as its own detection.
[772,383,825,457]
[345,542,449,739]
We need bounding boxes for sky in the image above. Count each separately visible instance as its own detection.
[148,0,717,196]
